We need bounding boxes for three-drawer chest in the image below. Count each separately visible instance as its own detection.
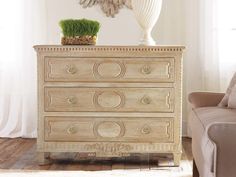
[34,45,184,166]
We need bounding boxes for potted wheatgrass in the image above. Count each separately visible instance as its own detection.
[59,19,100,45]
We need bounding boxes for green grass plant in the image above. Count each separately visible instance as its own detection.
[59,19,100,37]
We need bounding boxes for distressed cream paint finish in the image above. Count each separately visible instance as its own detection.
[34,45,184,166]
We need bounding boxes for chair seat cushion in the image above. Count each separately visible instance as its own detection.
[191,107,236,175]
[194,107,236,129]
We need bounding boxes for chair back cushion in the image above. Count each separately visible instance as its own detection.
[218,73,236,107]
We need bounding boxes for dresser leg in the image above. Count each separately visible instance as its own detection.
[173,153,181,166]
[38,152,51,165]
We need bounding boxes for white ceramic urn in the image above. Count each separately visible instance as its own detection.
[131,0,163,46]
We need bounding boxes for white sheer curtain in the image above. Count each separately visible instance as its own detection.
[0,1,47,137]
[217,0,236,88]
[186,0,236,136]
[199,0,236,92]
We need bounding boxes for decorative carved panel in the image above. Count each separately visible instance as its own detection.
[79,0,132,18]
[93,121,125,138]
[84,143,133,156]
[93,61,126,79]
[93,91,125,109]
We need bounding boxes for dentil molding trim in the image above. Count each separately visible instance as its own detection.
[34,46,185,52]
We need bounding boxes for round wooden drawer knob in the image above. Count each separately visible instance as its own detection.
[67,65,78,74]
[67,126,77,134]
[67,96,77,105]
[141,96,152,105]
[141,65,152,75]
[141,125,151,134]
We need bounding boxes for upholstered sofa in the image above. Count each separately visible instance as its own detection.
[189,92,236,177]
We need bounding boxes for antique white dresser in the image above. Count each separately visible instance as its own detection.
[34,45,184,166]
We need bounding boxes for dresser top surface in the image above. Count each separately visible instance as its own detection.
[34,45,185,53]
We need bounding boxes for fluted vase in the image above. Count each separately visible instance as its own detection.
[131,0,163,46]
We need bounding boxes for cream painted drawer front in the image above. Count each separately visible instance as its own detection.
[45,57,174,83]
[45,87,174,113]
[45,117,174,142]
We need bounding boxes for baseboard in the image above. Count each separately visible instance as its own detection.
[182,120,189,137]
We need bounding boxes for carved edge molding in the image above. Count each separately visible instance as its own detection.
[45,59,52,80]
[34,46,185,52]
[44,90,53,111]
[44,120,52,140]
[38,142,181,153]
[166,62,171,79]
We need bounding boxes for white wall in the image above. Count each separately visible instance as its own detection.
[46,0,140,45]
[46,0,186,45]
[46,0,196,136]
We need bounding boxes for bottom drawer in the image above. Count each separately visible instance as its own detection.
[44,117,174,143]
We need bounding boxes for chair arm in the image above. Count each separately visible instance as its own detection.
[188,92,225,108]
[207,123,236,177]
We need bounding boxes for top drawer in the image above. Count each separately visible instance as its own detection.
[44,57,175,83]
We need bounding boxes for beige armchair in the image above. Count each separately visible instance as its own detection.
[189,92,236,177]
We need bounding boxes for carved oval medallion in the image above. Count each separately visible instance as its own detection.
[94,91,125,109]
[93,61,126,79]
[94,121,125,138]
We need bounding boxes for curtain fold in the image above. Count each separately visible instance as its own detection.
[0,0,47,138]
[199,0,220,92]
[217,0,236,89]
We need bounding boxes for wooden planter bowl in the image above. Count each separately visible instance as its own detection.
[61,35,97,45]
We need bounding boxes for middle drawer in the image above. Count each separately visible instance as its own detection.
[44,87,174,113]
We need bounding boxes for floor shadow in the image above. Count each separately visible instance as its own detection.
[47,153,174,171]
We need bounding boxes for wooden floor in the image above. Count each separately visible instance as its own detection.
[0,138,192,171]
